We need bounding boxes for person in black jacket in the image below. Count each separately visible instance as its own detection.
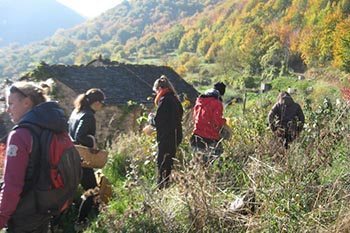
[268,91,305,148]
[151,75,183,189]
[68,88,105,225]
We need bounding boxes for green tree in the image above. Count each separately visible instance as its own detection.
[216,43,243,76]
[197,28,213,56]
[318,7,343,65]
[178,29,200,53]
[184,55,200,73]
[260,40,286,79]
[340,0,350,14]
[205,41,220,63]
[159,24,185,52]
[239,25,265,74]
[117,27,135,44]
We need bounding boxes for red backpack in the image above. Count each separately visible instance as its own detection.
[14,123,82,216]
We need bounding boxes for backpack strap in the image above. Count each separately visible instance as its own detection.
[12,123,81,216]
[13,123,43,194]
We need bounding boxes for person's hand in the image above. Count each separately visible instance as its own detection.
[270,124,277,132]
[148,113,155,126]
[275,128,285,137]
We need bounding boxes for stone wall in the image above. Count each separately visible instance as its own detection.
[53,80,77,115]
[53,80,145,148]
[0,80,146,146]
[95,105,143,147]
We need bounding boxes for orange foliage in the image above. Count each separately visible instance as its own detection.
[341,88,350,103]
[333,17,350,69]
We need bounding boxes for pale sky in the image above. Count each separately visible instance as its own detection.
[56,0,122,18]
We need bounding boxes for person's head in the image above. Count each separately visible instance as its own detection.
[74,88,105,112]
[152,75,177,95]
[277,91,294,105]
[214,82,226,96]
[6,81,48,123]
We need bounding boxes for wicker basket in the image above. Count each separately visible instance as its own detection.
[143,124,156,136]
[75,145,108,168]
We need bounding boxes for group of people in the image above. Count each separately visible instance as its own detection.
[0,75,305,232]
[0,82,106,232]
[149,76,228,188]
[150,76,305,189]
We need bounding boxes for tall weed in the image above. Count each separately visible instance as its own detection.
[89,98,350,232]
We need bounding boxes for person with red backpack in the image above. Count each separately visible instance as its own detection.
[190,82,227,163]
[0,82,81,232]
[68,88,105,226]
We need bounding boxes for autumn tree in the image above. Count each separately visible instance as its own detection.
[333,17,350,72]
[159,24,185,52]
[178,29,200,53]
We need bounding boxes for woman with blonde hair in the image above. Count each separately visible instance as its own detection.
[68,88,105,225]
[0,81,68,232]
[151,75,183,188]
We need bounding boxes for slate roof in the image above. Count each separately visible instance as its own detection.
[28,59,199,105]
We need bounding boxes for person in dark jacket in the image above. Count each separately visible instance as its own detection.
[0,81,67,232]
[151,75,183,189]
[68,88,105,224]
[190,82,227,163]
[268,91,305,148]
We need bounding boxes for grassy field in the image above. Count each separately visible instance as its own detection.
[78,75,350,232]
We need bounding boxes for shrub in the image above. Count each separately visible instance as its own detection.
[86,95,350,233]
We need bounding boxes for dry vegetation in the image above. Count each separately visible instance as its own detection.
[86,93,350,233]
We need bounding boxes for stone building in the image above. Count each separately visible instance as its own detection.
[20,58,198,147]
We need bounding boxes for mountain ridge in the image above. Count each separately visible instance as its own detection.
[0,0,349,82]
[0,0,85,47]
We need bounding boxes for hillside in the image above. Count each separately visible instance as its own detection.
[0,0,350,84]
[0,0,84,47]
[0,0,220,80]
[1,1,350,232]
[65,76,349,232]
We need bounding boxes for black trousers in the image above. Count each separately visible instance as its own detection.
[7,214,50,233]
[190,134,223,163]
[157,140,176,189]
[5,188,51,233]
[78,167,98,222]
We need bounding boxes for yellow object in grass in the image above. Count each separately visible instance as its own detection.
[226,117,232,127]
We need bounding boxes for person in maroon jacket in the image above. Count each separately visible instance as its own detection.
[0,81,68,232]
[190,82,227,163]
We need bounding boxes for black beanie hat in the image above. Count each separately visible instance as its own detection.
[214,82,226,96]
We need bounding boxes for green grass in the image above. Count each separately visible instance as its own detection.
[77,75,350,232]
